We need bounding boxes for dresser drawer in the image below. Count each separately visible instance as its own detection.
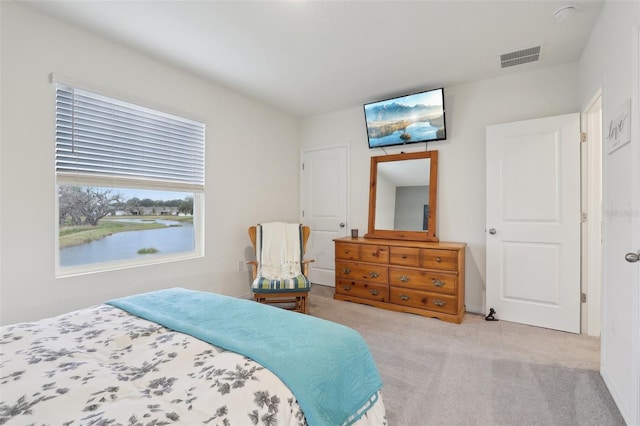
[335,279,388,302]
[335,261,388,284]
[388,268,457,295]
[390,287,458,315]
[389,247,420,267]
[421,249,458,271]
[360,244,389,264]
[335,242,361,261]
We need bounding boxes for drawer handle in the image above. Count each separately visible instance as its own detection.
[344,249,350,254]
[432,279,445,287]
[370,289,379,296]
[436,257,442,263]
[402,254,407,259]
[399,294,410,301]
[342,285,352,291]
[342,267,351,274]
[369,271,379,278]
[399,275,410,282]
[433,299,446,307]
[372,250,379,257]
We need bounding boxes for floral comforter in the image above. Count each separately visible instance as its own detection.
[0,304,385,425]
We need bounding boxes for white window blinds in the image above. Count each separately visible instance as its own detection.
[55,84,205,189]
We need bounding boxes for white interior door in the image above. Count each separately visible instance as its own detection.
[600,29,640,425]
[486,113,581,333]
[301,146,348,286]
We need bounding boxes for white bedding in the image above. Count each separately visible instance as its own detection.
[0,304,386,425]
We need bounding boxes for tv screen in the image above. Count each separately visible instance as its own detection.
[364,88,446,149]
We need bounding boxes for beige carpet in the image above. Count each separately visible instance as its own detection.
[308,286,625,426]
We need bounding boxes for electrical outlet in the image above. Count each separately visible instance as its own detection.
[237,260,244,272]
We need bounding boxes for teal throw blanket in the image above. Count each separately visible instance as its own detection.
[107,288,382,426]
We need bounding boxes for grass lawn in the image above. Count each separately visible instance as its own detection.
[59,215,192,248]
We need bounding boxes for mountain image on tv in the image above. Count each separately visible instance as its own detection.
[364,89,446,147]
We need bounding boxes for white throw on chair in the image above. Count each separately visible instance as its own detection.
[247,222,313,314]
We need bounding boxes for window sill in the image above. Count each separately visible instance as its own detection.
[55,251,203,278]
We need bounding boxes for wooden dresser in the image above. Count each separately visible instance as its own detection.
[334,237,466,323]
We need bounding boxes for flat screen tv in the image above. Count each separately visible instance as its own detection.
[364,87,446,149]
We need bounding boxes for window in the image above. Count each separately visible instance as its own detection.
[55,83,205,275]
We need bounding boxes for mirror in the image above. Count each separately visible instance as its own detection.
[365,151,438,241]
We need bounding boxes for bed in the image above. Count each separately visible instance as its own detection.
[0,288,386,425]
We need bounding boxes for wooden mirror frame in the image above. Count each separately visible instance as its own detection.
[365,150,439,241]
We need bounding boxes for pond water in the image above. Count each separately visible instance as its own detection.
[368,121,440,147]
[59,219,195,267]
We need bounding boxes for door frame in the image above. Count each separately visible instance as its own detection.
[580,90,603,337]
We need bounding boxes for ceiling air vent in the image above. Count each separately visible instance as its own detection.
[500,46,541,68]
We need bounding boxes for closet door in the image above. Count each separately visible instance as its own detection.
[301,146,348,286]
[486,113,580,333]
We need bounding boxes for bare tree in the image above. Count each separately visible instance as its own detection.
[59,186,122,226]
[59,186,84,225]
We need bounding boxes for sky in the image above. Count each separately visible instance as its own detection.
[114,188,191,201]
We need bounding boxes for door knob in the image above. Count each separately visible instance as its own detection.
[625,251,640,263]
[488,228,497,235]
[339,222,345,228]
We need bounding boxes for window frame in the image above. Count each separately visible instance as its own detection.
[53,77,205,277]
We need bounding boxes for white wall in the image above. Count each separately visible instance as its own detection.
[579,2,638,109]
[301,63,580,313]
[0,2,300,325]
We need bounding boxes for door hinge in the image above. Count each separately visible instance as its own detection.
[302,162,305,170]
[581,212,588,223]
[581,292,587,303]
[302,210,304,217]
[580,132,587,143]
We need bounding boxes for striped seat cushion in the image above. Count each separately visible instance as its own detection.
[252,274,311,293]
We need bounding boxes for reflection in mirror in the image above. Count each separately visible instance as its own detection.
[375,158,430,231]
[366,150,438,241]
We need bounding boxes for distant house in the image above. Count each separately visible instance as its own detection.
[127,206,178,216]
[154,207,178,216]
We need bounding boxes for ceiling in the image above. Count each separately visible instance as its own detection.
[22,0,604,117]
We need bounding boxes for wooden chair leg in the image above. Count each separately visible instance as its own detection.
[253,292,310,314]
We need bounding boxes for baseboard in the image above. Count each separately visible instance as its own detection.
[465,304,484,315]
[601,365,630,424]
